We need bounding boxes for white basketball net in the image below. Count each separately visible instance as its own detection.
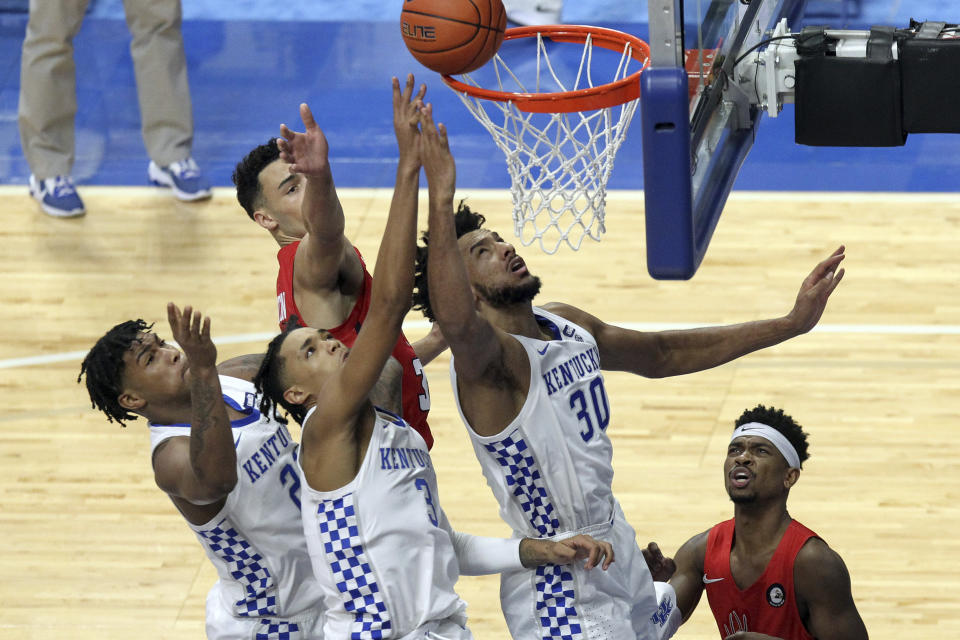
[451,32,642,253]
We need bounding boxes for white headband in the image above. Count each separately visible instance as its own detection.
[730,422,801,469]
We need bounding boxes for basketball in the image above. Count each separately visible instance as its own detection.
[401,0,507,75]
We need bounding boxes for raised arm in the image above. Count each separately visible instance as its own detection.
[669,531,708,623]
[278,102,363,293]
[548,247,845,378]
[420,104,508,383]
[793,538,868,640]
[316,76,423,424]
[153,304,237,504]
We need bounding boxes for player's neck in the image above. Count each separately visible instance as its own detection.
[732,503,792,553]
[144,398,193,427]
[275,229,298,247]
[483,302,541,338]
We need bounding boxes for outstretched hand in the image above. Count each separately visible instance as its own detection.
[787,245,845,334]
[278,103,331,177]
[418,103,456,201]
[520,534,615,570]
[392,74,426,166]
[642,541,677,582]
[167,303,217,371]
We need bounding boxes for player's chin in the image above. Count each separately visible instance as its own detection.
[727,489,757,504]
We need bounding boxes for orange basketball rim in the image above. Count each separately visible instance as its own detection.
[442,25,651,113]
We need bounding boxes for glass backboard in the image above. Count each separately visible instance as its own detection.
[641,0,808,278]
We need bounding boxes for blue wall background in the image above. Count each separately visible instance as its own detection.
[0,0,957,191]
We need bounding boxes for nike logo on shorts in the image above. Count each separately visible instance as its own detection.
[703,574,725,584]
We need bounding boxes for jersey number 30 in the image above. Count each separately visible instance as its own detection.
[570,378,610,442]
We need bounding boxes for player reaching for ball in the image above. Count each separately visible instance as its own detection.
[232,75,442,450]
[252,93,617,640]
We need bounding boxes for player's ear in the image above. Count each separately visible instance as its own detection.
[470,285,483,310]
[253,210,279,231]
[283,386,308,407]
[784,467,800,489]
[118,391,146,412]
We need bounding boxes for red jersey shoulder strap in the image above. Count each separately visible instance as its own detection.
[704,518,736,580]
[276,243,368,332]
[770,520,819,567]
[276,241,302,329]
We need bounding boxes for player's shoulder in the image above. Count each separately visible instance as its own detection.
[795,536,842,571]
[541,300,579,316]
[677,528,711,563]
[216,354,264,381]
[540,301,600,329]
[294,234,366,298]
[794,536,853,595]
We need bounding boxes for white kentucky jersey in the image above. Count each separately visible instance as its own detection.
[452,306,616,536]
[450,307,658,640]
[299,406,468,640]
[149,376,324,636]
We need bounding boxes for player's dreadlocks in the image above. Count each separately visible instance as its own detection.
[78,319,153,426]
[412,200,486,322]
[735,404,811,467]
[253,316,304,425]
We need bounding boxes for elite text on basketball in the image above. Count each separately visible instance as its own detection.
[401,22,436,41]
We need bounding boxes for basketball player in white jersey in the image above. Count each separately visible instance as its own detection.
[413,103,846,640]
[252,96,616,640]
[79,304,337,639]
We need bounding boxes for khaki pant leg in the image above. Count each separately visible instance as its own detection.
[122,0,193,166]
[17,0,91,179]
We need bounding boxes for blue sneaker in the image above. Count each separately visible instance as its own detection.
[29,174,86,218]
[148,157,212,201]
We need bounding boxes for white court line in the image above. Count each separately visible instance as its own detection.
[4,321,959,370]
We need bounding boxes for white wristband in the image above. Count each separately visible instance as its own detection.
[651,581,682,640]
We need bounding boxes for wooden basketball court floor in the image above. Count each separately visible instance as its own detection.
[1,185,957,639]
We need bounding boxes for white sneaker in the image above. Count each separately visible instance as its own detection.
[148,157,213,201]
[502,0,563,25]
[28,175,86,218]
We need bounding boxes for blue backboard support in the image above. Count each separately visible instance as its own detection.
[641,0,807,279]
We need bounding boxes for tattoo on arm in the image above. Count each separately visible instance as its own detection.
[189,379,221,480]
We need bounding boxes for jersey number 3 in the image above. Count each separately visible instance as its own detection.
[415,478,439,526]
[570,378,610,442]
[412,357,430,411]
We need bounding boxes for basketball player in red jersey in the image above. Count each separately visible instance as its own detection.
[649,405,867,640]
[232,75,442,448]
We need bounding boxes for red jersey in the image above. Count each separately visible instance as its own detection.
[276,241,433,449]
[703,518,817,640]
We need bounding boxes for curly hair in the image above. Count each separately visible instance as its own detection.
[412,200,486,322]
[233,138,281,220]
[78,320,153,426]
[735,404,811,467]
[253,316,305,425]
